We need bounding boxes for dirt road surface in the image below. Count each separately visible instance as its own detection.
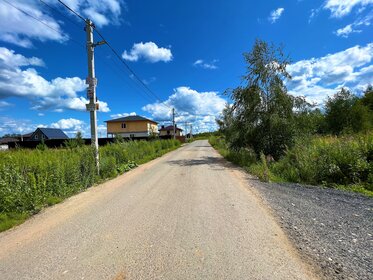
[0,140,317,280]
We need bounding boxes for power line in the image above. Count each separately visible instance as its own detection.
[94,28,172,107]
[57,0,85,22]
[56,0,173,109]
[55,0,181,123]
[2,0,85,49]
[3,0,62,36]
[39,0,82,29]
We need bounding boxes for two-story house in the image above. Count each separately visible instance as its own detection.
[105,115,158,138]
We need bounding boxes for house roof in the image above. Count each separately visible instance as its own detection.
[0,137,19,144]
[159,125,183,131]
[33,128,69,139]
[22,132,33,138]
[105,115,157,124]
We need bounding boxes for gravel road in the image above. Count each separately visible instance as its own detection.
[248,179,373,280]
[0,140,316,280]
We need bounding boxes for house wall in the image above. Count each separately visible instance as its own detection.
[30,130,47,141]
[159,130,182,136]
[107,121,158,137]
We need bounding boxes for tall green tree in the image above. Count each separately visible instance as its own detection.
[325,88,371,134]
[223,39,295,159]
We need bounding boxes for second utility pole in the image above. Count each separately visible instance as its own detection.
[85,19,105,174]
[172,108,176,140]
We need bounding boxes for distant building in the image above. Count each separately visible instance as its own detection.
[159,125,183,137]
[105,115,158,138]
[21,132,33,141]
[0,137,19,150]
[29,128,69,141]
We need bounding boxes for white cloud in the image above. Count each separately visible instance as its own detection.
[335,24,362,37]
[0,116,36,135]
[122,42,173,63]
[193,59,218,70]
[324,0,373,18]
[0,47,110,112]
[0,0,68,47]
[286,43,373,104]
[0,101,12,108]
[110,112,137,119]
[142,86,227,133]
[268,8,285,23]
[335,11,373,37]
[0,116,108,138]
[51,118,84,130]
[0,0,125,48]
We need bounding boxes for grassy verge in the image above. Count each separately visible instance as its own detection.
[0,139,180,232]
[209,135,373,197]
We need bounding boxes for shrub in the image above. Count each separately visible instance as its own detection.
[272,133,373,190]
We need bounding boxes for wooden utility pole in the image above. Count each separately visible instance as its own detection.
[172,108,176,140]
[85,19,105,174]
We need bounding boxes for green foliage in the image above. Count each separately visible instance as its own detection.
[64,131,85,148]
[36,139,48,151]
[210,134,373,195]
[114,134,125,143]
[0,139,180,231]
[219,39,296,159]
[325,88,372,134]
[272,133,373,189]
[0,212,29,232]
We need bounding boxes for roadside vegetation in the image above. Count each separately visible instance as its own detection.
[213,39,373,196]
[0,139,180,232]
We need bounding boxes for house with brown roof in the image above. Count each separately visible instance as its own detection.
[105,115,158,138]
[159,125,183,137]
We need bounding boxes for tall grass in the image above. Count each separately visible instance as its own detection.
[0,139,180,231]
[209,134,373,195]
[272,134,373,190]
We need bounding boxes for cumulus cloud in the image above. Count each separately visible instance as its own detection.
[0,116,108,138]
[122,42,173,63]
[0,0,125,48]
[0,116,36,135]
[0,47,110,112]
[286,43,373,104]
[193,59,218,70]
[268,8,284,23]
[110,112,137,119]
[0,101,12,109]
[0,0,68,47]
[66,0,125,27]
[335,11,373,37]
[142,86,227,132]
[324,0,373,18]
[51,118,108,137]
[335,24,361,37]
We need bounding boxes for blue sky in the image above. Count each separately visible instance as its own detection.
[0,0,372,136]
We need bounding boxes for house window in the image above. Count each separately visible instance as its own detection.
[121,123,126,129]
[35,135,38,140]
